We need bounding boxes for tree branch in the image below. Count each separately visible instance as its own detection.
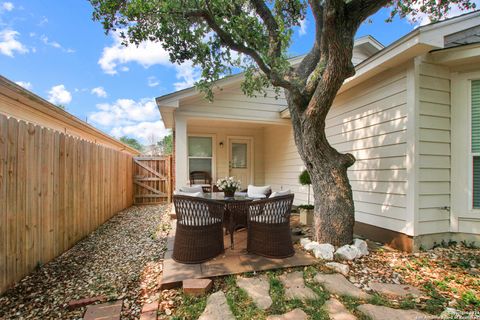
[249,0,281,58]
[186,8,292,89]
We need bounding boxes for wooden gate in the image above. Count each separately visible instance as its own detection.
[133,156,172,204]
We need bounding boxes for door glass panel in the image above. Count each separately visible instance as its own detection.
[188,137,212,157]
[231,143,247,168]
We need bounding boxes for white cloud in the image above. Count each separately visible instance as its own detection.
[47,84,72,105]
[15,81,32,90]
[98,31,171,75]
[99,30,197,89]
[147,76,160,87]
[174,61,200,90]
[299,18,307,36]
[407,1,480,26]
[91,86,107,98]
[89,98,159,127]
[40,34,74,53]
[38,16,48,26]
[110,120,168,143]
[2,2,14,11]
[0,29,28,57]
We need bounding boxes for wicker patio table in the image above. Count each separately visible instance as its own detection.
[203,192,254,249]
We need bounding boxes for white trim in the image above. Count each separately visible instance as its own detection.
[468,79,480,211]
[405,59,420,237]
[451,70,480,225]
[226,136,254,187]
[187,133,217,184]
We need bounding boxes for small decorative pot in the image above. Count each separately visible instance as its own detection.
[299,208,314,225]
[224,189,236,197]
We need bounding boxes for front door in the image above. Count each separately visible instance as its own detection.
[228,138,253,188]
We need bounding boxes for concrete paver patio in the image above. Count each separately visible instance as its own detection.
[160,221,317,288]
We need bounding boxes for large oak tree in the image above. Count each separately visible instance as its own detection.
[90,0,475,246]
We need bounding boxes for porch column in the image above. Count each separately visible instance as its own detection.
[175,115,188,190]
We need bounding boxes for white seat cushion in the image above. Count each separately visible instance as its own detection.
[179,185,204,193]
[269,189,291,198]
[248,194,267,199]
[180,217,221,226]
[173,190,203,197]
[247,185,271,198]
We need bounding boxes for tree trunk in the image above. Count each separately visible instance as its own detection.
[287,92,356,246]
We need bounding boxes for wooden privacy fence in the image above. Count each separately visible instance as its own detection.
[0,114,135,294]
[133,156,172,204]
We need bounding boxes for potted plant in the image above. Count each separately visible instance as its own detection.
[216,176,241,198]
[298,170,314,225]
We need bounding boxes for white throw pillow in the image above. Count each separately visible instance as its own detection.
[247,185,271,198]
[173,190,203,197]
[179,185,204,193]
[269,189,291,198]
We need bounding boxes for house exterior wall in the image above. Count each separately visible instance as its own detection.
[416,60,452,236]
[187,124,265,186]
[264,66,410,234]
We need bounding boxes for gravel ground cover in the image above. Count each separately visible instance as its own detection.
[0,204,171,320]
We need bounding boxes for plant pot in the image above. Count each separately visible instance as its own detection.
[299,208,314,226]
[224,189,235,197]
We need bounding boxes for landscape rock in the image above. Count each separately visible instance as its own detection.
[357,304,431,320]
[313,243,335,260]
[353,239,369,257]
[266,308,308,320]
[280,271,318,301]
[335,245,360,261]
[198,291,235,320]
[315,273,371,300]
[324,298,357,320]
[236,276,272,310]
[304,241,320,251]
[325,262,350,276]
[369,282,422,298]
[300,238,312,248]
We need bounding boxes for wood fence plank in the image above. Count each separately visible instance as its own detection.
[16,120,27,280]
[0,115,8,293]
[6,117,18,285]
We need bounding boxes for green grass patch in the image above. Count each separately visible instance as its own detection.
[368,293,391,307]
[171,294,207,320]
[224,275,266,320]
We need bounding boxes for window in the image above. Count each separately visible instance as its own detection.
[472,80,480,208]
[188,136,213,180]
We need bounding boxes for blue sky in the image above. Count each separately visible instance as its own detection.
[0,1,476,144]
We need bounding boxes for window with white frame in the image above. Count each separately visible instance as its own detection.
[472,80,480,208]
[188,136,213,181]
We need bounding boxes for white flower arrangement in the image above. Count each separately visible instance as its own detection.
[216,176,241,192]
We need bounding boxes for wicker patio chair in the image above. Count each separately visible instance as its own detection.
[189,171,212,192]
[247,194,295,258]
[172,195,225,264]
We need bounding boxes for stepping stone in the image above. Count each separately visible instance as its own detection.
[266,308,308,320]
[280,271,318,301]
[84,300,122,320]
[183,278,213,296]
[315,274,371,300]
[237,276,272,310]
[357,304,431,320]
[325,262,350,276]
[369,282,422,298]
[199,291,235,320]
[324,298,357,320]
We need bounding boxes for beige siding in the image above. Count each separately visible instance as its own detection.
[417,62,451,235]
[180,85,287,122]
[264,67,409,233]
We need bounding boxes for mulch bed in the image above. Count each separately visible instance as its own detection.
[0,204,171,319]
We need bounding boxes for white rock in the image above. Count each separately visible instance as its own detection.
[353,239,369,257]
[300,238,312,247]
[335,245,359,261]
[304,241,320,251]
[312,243,335,260]
[325,262,350,276]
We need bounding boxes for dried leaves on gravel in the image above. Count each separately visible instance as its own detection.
[0,205,171,319]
